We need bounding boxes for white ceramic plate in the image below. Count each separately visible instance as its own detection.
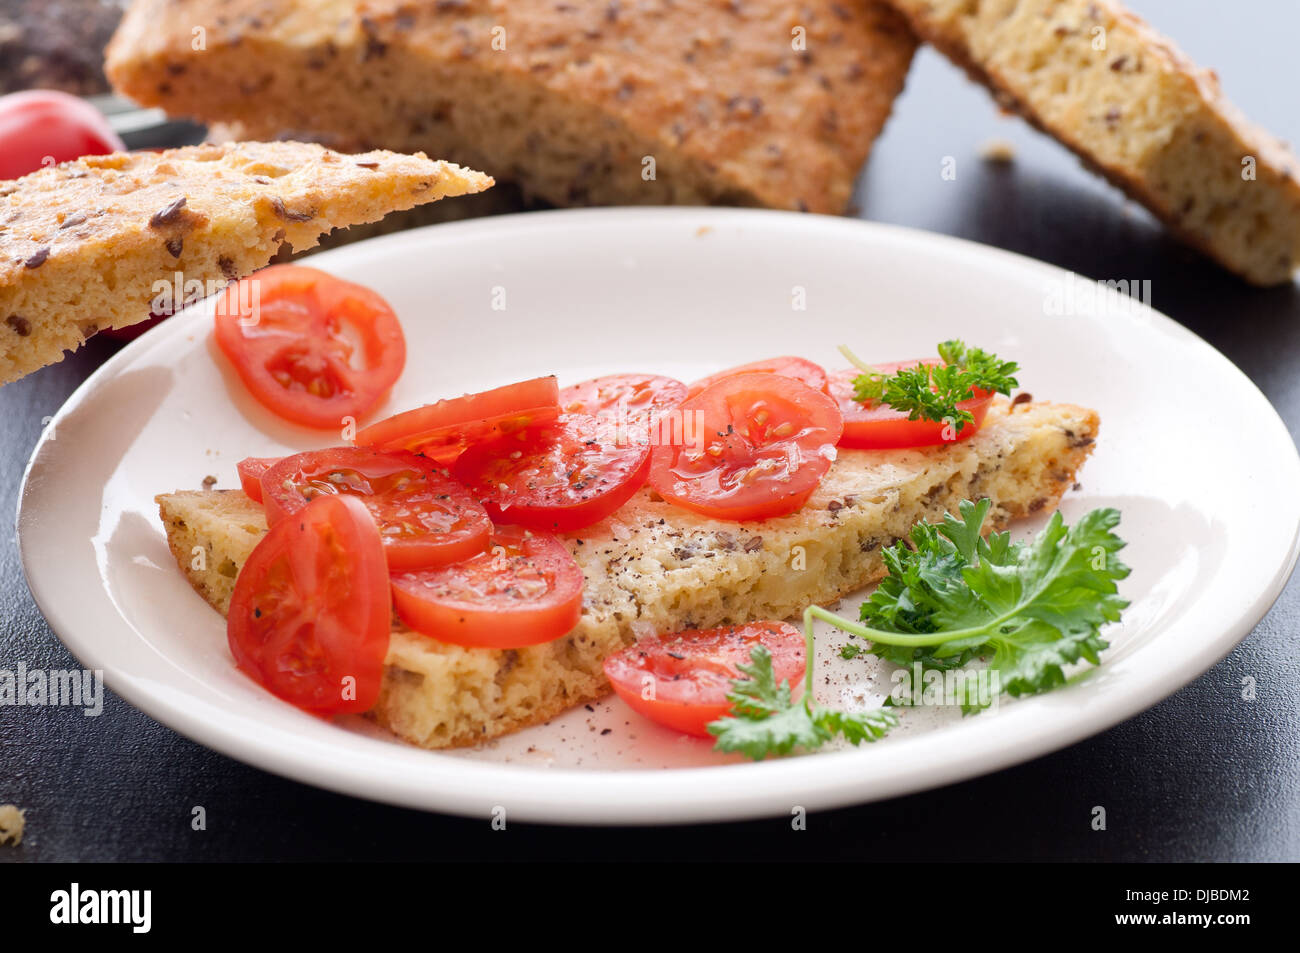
[18,208,1300,824]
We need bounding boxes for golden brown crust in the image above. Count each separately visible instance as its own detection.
[0,141,492,385]
[888,0,1300,285]
[107,0,917,214]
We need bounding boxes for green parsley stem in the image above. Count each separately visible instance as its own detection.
[836,344,885,377]
[804,603,1007,648]
[800,606,818,699]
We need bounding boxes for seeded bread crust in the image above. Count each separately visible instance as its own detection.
[156,398,1098,750]
[106,0,916,215]
[0,141,493,385]
[885,0,1300,285]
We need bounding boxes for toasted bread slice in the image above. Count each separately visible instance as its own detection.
[156,399,1098,749]
[106,0,916,215]
[886,0,1300,285]
[0,141,492,385]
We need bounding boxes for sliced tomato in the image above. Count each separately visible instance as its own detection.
[603,622,806,737]
[355,376,559,465]
[559,373,687,428]
[260,447,491,572]
[236,456,279,503]
[453,413,650,533]
[214,264,406,430]
[391,525,583,649]
[686,356,829,400]
[648,373,843,522]
[226,494,391,714]
[829,363,995,449]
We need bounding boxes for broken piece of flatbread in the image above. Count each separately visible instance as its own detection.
[0,140,493,385]
[886,0,1300,285]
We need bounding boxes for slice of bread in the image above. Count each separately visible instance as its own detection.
[156,398,1099,749]
[105,0,917,215]
[886,0,1300,285]
[0,141,492,385]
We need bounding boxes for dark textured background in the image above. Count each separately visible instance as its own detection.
[2,0,1298,862]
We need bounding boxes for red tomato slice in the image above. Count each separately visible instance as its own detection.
[0,90,124,181]
[260,447,491,572]
[648,373,843,521]
[214,264,406,430]
[686,356,829,400]
[236,456,279,503]
[603,622,806,737]
[226,494,391,714]
[453,413,651,533]
[355,376,559,465]
[559,373,687,428]
[829,363,995,449]
[391,525,583,649]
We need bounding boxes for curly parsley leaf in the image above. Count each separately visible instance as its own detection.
[821,498,1129,712]
[709,499,1128,754]
[841,340,1019,433]
[707,645,897,760]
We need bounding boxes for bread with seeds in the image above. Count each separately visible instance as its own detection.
[0,140,492,386]
[884,0,1300,285]
[106,0,916,215]
[157,398,1098,749]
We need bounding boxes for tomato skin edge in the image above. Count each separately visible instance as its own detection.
[213,265,407,431]
[647,373,843,523]
[390,526,584,649]
[226,494,391,715]
[602,622,807,738]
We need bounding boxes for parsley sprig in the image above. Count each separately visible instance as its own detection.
[841,340,1020,433]
[708,499,1129,758]
[819,498,1129,711]
[707,625,898,760]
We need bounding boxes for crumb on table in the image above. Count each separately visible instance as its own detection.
[0,805,26,846]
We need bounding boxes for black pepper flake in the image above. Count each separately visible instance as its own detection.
[270,197,316,222]
[165,237,183,258]
[6,314,31,336]
[827,499,843,513]
[149,196,188,228]
[23,247,50,269]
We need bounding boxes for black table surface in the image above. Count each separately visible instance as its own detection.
[3,0,1298,863]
